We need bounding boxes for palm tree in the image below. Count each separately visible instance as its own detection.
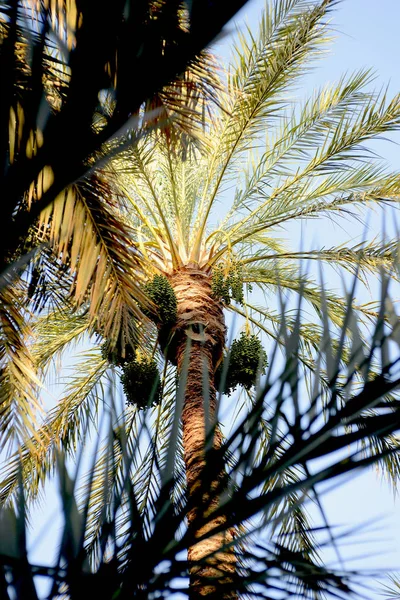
[2,0,400,596]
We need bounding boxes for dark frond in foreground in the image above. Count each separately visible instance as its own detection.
[0,0,250,278]
[1,272,400,599]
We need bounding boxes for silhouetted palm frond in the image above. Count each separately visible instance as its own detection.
[1,274,400,598]
[0,0,250,278]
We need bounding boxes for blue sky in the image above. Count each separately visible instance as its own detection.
[26,1,400,598]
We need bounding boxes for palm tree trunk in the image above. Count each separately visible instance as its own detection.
[170,268,236,599]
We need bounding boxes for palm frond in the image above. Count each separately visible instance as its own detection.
[0,284,42,452]
[210,78,400,256]
[0,350,107,506]
[191,0,337,256]
[37,176,147,342]
[240,238,400,288]
[243,264,381,325]
[220,69,382,214]
[31,308,90,372]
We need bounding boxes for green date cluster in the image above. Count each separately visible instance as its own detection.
[101,341,161,410]
[211,260,245,305]
[143,274,177,327]
[120,356,161,409]
[215,332,268,396]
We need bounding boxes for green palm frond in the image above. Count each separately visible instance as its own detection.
[241,239,399,282]
[233,81,399,203]
[37,176,148,342]
[238,68,375,176]
[0,284,42,452]
[31,308,91,371]
[215,175,400,257]
[192,0,336,255]
[210,79,400,254]
[0,350,107,506]
[243,264,381,325]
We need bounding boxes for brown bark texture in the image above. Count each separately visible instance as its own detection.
[169,268,237,599]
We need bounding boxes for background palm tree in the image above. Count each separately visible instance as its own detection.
[2,0,400,596]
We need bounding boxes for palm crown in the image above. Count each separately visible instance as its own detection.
[2,0,400,596]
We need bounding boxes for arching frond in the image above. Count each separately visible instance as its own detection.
[0,284,42,452]
[224,80,400,214]
[242,239,398,271]
[243,264,380,325]
[31,308,90,372]
[0,350,107,506]
[192,0,337,254]
[37,176,147,343]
